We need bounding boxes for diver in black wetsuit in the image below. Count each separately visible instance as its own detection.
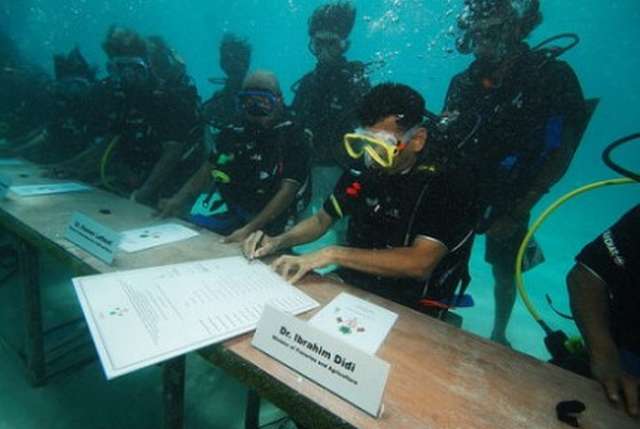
[49,26,202,206]
[568,205,640,418]
[291,1,371,205]
[202,33,252,133]
[12,47,97,164]
[442,0,590,346]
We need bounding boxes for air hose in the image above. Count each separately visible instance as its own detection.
[100,136,120,192]
[515,133,639,332]
[515,177,636,334]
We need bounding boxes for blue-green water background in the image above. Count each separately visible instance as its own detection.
[3,0,639,356]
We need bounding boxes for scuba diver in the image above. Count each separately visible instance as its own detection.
[242,83,478,321]
[568,205,639,418]
[12,47,96,164]
[51,26,202,206]
[146,35,189,87]
[442,0,592,346]
[202,33,252,133]
[291,1,371,205]
[158,70,312,244]
[0,30,51,145]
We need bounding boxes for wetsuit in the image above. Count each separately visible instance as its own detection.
[192,119,312,236]
[202,84,243,131]
[322,163,478,317]
[575,205,640,375]
[291,58,370,167]
[444,44,587,272]
[32,78,96,163]
[90,75,202,200]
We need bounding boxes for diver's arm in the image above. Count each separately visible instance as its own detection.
[224,180,301,243]
[567,264,639,416]
[13,130,47,154]
[325,238,445,280]
[567,264,616,360]
[243,209,334,260]
[157,160,213,218]
[240,181,300,232]
[134,140,184,204]
[271,237,447,284]
[521,124,582,213]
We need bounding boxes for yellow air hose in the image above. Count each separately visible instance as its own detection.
[100,136,121,192]
[515,177,637,330]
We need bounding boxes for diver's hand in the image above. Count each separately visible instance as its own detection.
[223,226,252,244]
[156,197,182,219]
[42,167,71,179]
[242,230,282,260]
[271,249,332,285]
[591,351,639,417]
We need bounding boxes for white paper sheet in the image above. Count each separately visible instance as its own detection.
[73,256,319,379]
[10,182,91,196]
[309,293,398,355]
[0,158,24,166]
[119,223,199,253]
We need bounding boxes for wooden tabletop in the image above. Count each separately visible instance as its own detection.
[0,161,239,276]
[2,160,638,429]
[203,277,639,429]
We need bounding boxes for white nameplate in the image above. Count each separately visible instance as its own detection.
[0,174,13,199]
[252,305,390,417]
[65,212,121,264]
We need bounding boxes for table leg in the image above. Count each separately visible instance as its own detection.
[17,239,46,386]
[245,389,261,429]
[163,355,186,429]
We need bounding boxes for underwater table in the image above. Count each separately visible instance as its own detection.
[0,159,238,427]
[0,160,637,429]
[200,274,639,429]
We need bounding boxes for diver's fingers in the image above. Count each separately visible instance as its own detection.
[246,231,265,259]
[602,378,621,404]
[288,264,309,285]
[622,377,639,416]
[254,239,275,258]
[271,256,288,276]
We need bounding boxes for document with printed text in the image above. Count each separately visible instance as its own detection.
[119,223,199,253]
[73,256,319,379]
[309,293,398,355]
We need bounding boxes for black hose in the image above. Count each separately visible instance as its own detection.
[602,133,640,182]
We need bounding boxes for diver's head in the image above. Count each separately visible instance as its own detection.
[147,35,186,83]
[456,0,542,64]
[102,26,151,90]
[220,33,251,84]
[52,47,95,102]
[308,1,356,65]
[237,70,283,129]
[346,83,427,175]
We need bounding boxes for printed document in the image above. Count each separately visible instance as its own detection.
[119,223,199,253]
[309,293,397,355]
[73,256,319,379]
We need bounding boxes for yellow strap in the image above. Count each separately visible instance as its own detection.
[211,169,231,184]
[330,194,344,219]
[100,136,121,192]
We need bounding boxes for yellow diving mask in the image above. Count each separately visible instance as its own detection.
[344,126,418,168]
